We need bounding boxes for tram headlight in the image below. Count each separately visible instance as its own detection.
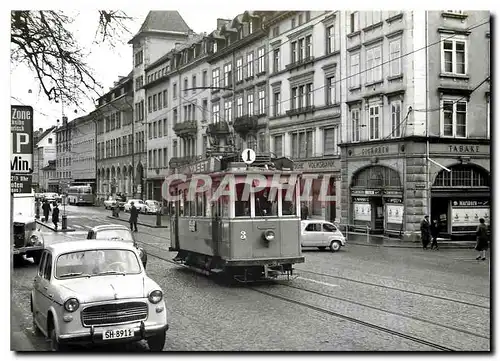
[263,230,275,242]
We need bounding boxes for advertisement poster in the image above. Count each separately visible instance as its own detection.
[451,207,490,227]
[386,204,404,224]
[353,202,371,221]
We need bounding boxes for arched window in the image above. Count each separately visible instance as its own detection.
[433,165,490,188]
[351,166,401,188]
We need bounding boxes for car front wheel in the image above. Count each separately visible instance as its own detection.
[147,331,166,352]
[50,328,69,351]
[330,241,341,252]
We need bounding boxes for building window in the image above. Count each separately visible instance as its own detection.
[173,108,178,124]
[291,18,296,29]
[442,38,467,75]
[158,120,163,138]
[224,100,232,123]
[365,11,382,27]
[323,127,339,155]
[202,136,207,154]
[326,76,335,105]
[368,104,380,140]
[366,46,382,83]
[349,53,360,88]
[247,93,254,116]
[212,103,220,123]
[173,83,177,99]
[134,50,143,67]
[202,70,207,87]
[351,108,360,142]
[148,97,152,113]
[305,35,312,58]
[272,26,280,38]
[183,78,188,96]
[442,99,467,137]
[291,129,314,158]
[257,47,265,73]
[223,63,232,87]
[148,123,152,139]
[202,99,208,121]
[212,68,220,88]
[258,89,265,115]
[487,97,490,139]
[326,25,335,53]
[163,90,168,108]
[391,100,402,137]
[273,91,281,117]
[291,83,313,110]
[158,92,162,109]
[236,57,243,82]
[247,52,254,78]
[273,48,280,73]
[273,135,283,157]
[236,96,243,118]
[291,34,313,64]
[350,11,359,33]
[173,140,177,157]
[258,133,266,152]
[389,39,402,77]
[291,42,297,63]
[192,75,197,94]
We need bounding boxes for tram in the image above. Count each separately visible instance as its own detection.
[167,153,305,282]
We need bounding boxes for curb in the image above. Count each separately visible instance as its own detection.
[36,220,75,232]
[347,241,475,249]
[106,216,169,229]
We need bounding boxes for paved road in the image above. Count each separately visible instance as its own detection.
[12,206,490,351]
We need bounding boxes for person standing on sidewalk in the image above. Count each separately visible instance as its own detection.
[430,219,440,250]
[475,218,489,261]
[42,199,51,222]
[129,201,139,232]
[420,215,431,250]
[52,204,60,231]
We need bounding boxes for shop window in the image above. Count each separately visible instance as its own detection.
[433,165,490,188]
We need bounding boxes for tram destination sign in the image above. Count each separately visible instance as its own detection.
[11,105,33,174]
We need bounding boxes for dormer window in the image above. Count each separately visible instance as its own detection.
[249,21,253,34]
[213,41,218,53]
[238,27,243,39]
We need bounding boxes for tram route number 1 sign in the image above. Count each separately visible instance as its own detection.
[11,174,32,194]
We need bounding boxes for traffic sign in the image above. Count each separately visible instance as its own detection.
[11,174,32,194]
[241,148,256,165]
[11,105,34,174]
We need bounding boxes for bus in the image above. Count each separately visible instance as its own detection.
[67,185,94,205]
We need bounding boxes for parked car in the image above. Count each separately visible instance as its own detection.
[124,199,146,213]
[103,196,118,210]
[144,200,160,214]
[86,224,147,268]
[300,220,346,252]
[30,240,168,351]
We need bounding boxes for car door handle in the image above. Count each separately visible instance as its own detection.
[43,286,48,290]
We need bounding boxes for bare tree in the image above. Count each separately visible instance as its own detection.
[11,10,134,109]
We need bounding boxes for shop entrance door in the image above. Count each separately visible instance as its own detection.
[371,197,384,232]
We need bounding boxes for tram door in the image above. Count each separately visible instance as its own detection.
[211,202,220,257]
[170,197,180,251]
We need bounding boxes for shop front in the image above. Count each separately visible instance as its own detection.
[293,157,339,223]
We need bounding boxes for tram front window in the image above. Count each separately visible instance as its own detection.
[281,188,296,216]
[255,188,278,217]
[235,183,250,217]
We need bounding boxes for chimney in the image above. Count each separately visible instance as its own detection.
[39,128,43,132]
[62,116,68,125]
[217,18,231,30]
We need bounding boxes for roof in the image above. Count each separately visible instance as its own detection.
[129,11,192,43]
[35,126,56,146]
[47,240,136,256]
[41,162,56,171]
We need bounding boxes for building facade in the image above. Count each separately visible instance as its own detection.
[32,126,56,192]
[144,33,210,201]
[129,11,193,199]
[267,11,341,222]
[41,160,56,192]
[95,74,135,200]
[54,117,73,193]
[71,114,96,192]
[338,10,490,239]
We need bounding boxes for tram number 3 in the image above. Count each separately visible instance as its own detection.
[240,231,247,240]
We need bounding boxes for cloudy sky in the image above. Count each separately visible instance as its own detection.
[10,5,251,130]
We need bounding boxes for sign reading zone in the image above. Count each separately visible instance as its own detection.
[11,105,33,193]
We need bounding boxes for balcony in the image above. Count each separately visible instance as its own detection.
[168,155,202,169]
[286,105,316,117]
[173,120,197,137]
[233,115,258,136]
[206,122,230,136]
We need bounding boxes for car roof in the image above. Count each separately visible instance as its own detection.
[91,224,130,232]
[47,240,136,256]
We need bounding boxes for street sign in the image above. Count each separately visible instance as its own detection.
[11,105,34,174]
[241,148,256,165]
[11,174,32,194]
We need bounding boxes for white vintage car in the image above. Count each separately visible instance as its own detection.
[31,240,168,351]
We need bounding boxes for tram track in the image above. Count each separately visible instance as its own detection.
[296,268,490,308]
[138,242,485,351]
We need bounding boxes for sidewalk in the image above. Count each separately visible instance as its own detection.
[346,232,476,249]
[106,214,170,229]
[36,220,75,232]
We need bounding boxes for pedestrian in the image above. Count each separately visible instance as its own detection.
[129,201,139,232]
[430,219,440,250]
[420,215,431,250]
[52,203,60,231]
[301,203,309,220]
[42,199,51,222]
[475,218,489,261]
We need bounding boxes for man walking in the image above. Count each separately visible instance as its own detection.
[129,201,139,232]
[475,218,489,261]
[52,203,60,231]
[420,215,431,250]
[430,219,440,250]
[42,199,51,222]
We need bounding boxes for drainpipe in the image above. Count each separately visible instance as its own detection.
[425,11,430,222]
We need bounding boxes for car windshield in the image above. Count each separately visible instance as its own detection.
[96,229,134,242]
[56,249,141,279]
